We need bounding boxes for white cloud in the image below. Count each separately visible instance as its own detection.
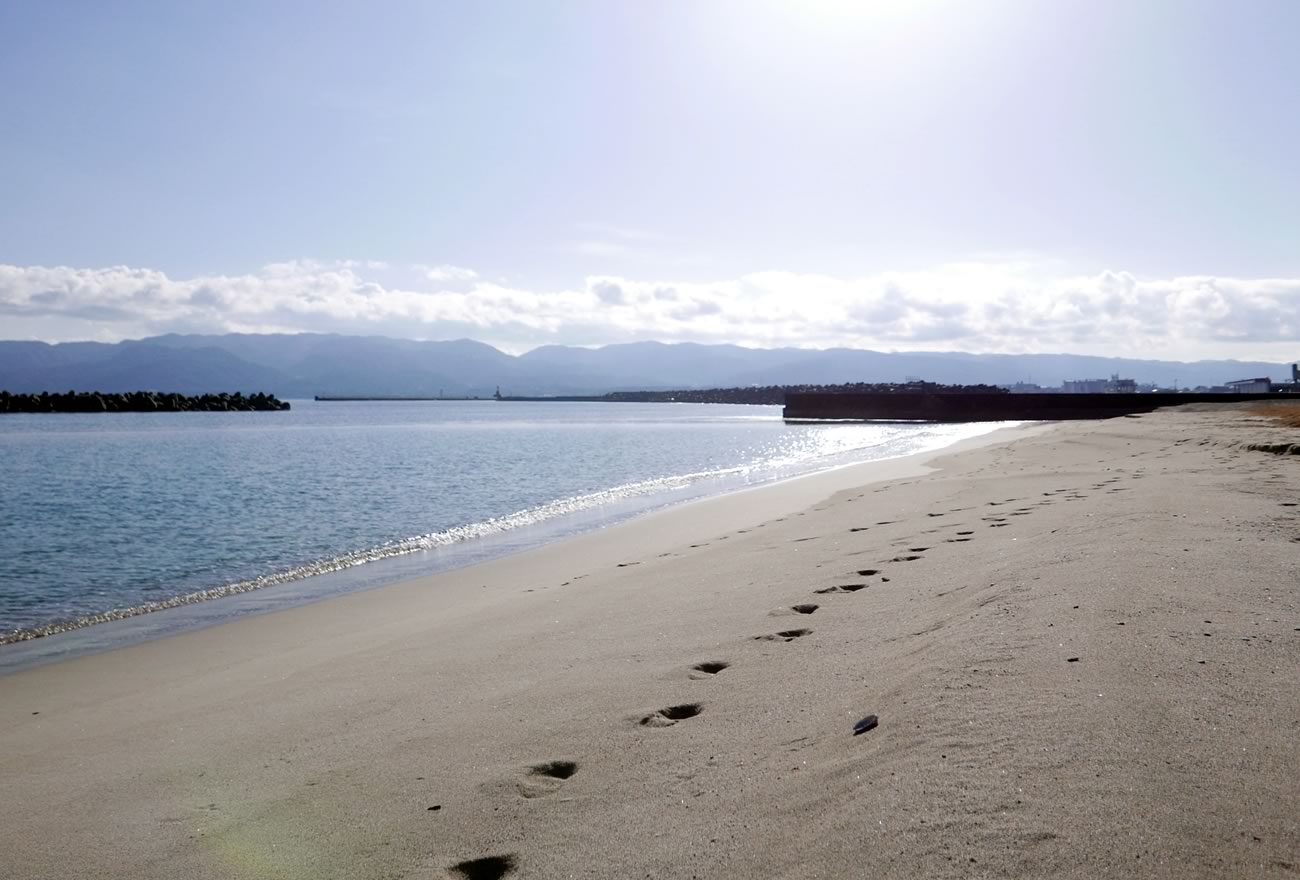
[1,260,1298,361]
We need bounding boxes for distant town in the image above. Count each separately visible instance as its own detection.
[1003,363,1300,395]
[474,363,1300,409]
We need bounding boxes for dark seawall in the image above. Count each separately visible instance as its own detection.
[1,391,290,413]
[783,392,1285,423]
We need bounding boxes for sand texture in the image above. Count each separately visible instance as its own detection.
[1,408,1297,879]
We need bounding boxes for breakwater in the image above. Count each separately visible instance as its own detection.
[314,382,1003,406]
[783,391,1283,422]
[600,382,1003,405]
[0,391,290,413]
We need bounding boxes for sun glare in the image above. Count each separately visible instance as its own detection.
[798,0,919,25]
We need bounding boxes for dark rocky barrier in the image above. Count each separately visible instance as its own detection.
[783,391,1285,422]
[484,382,1008,406]
[601,382,1004,405]
[0,391,291,413]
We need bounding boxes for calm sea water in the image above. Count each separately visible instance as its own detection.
[0,401,1004,651]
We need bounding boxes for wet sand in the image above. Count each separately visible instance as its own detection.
[1,408,1297,879]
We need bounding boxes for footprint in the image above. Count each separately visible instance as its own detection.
[640,703,703,728]
[617,562,641,568]
[946,538,972,543]
[989,523,1009,528]
[753,628,812,642]
[814,583,868,594]
[449,855,517,880]
[908,547,930,552]
[891,555,923,562]
[791,603,819,614]
[849,527,870,533]
[690,661,730,678]
[956,531,974,536]
[856,568,880,576]
[517,761,579,799]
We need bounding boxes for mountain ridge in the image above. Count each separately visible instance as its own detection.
[0,333,1291,397]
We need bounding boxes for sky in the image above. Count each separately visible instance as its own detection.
[1,0,1298,360]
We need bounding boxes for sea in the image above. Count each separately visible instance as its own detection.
[0,400,1009,669]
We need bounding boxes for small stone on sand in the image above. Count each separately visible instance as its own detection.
[853,714,879,735]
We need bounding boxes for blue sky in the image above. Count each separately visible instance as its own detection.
[2,0,1298,358]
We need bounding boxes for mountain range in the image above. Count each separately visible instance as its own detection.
[0,333,1292,397]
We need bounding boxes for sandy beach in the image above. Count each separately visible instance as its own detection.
[1,407,1297,879]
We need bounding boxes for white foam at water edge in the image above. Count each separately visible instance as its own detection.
[0,420,1014,645]
[0,464,764,643]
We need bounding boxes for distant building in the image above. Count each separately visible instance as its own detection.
[1226,377,1272,394]
[1063,374,1137,394]
[1271,363,1300,393]
[1063,378,1108,394]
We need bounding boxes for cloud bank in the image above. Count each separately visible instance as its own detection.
[1,260,1297,361]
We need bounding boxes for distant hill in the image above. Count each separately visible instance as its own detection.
[0,332,1291,397]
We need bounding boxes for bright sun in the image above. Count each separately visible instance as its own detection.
[798,0,916,22]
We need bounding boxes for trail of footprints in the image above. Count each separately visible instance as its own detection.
[753,627,812,642]
[449,855,517,880]
[516,760,580,799]
[689,660,730,678]
[639,703,704,728]
[447,480,1130,875]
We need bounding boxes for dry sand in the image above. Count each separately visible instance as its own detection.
[1,408,1297,879]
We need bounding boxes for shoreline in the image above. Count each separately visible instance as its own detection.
[0,419,1023,671]
[3,408,1297,878]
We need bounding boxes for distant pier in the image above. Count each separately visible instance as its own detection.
[313,395,613,403]
[314,395,482,402]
